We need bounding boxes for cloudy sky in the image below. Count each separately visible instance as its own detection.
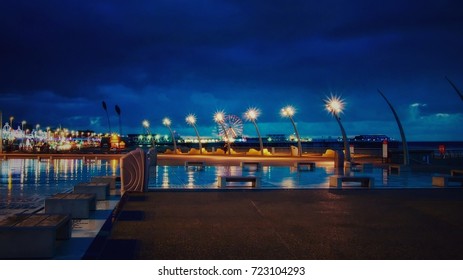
[1,0,462,141]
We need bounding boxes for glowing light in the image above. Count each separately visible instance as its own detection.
[324,94,345,115]
[186,114,197,125]
[245,108,260,121]
[162,117,171,127]
[280,106,296,118]
[214,111,225,123]
[142,120,150,128]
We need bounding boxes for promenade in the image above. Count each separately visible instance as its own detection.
[3,152,463,259]
[101,188,463,260]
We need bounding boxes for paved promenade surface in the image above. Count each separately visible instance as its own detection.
[102,188,463,260]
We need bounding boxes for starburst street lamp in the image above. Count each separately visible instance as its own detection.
[214,111,231,155]
[142,119,155,146]
[324,94,351,162]
[281,105,302,157]
[163,117,178,154]
[186,114,203,154]
[245,107,264,156]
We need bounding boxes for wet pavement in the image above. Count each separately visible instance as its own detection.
[102,188,463,260]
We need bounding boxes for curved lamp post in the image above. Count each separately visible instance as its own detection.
[142,120,156,147]
[281,105,302,157]
[115,105,122,136]
[378,89,409,166]
[102,101,112,134]
[186,114,203,154]
[214,111,231,155]
[163,117,178,154]
[245,107,264,156]
[324,95,351,162]
[445,76,463,102]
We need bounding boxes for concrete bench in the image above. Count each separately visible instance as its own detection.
[294,162,316,171]
[388,164,411,175]
[74,182,110,200]
[45,193,96,219]
[432,176,463,187]
[185,161,206,170]
[0,214,71,259]
[91,176,119,189]
[218,176,261,187]
[450,170,463,176]
[329,175,375,188]
[240,161,262,170]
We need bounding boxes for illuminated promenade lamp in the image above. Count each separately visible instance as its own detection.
[185,114,203,154]
[280,105,302,157]
[244,107,264,156]
[324,95,351,162]
[163,117,178,154]
[378,89,409,166]
[214,111,231,155]
[142,120,155,146]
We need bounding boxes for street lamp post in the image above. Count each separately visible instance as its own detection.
[324,95,351,162]
[186,114,203,154]
[214,111,231,155]
[378,89,409,166]
[142,120,157,180]
[142,120,155,146]
[281,106,302,157]
[21,120,26,150]
[102,101,112,134]
[245,108,264,156]
[163,117,178,154]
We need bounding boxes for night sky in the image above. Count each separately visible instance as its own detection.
[1,0,462,141]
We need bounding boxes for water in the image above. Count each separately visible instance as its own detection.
[0,158,119,215]
[0,158,442,215]
[150,162,437,189]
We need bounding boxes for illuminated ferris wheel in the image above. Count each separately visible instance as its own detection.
[217,114,243,140]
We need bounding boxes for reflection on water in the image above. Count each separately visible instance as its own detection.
[0,158,119,212]
[149,163,436,189]
[1,158,439,212]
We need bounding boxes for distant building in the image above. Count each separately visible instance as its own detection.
[266,134,287,142]
[352,134,392,142]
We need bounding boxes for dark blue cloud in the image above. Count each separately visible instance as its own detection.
[1,0,462,140]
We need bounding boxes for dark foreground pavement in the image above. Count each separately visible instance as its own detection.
[100,188,463,260]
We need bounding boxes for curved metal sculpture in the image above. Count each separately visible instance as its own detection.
[281,106,302,157]
[324,95,351,162]
[245,108,264,156]
[120,148,149,194]
[445,76,463,102]
[378,89,410,166]
[186,114,203,154]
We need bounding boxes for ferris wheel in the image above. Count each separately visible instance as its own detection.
[217,114,243,140]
